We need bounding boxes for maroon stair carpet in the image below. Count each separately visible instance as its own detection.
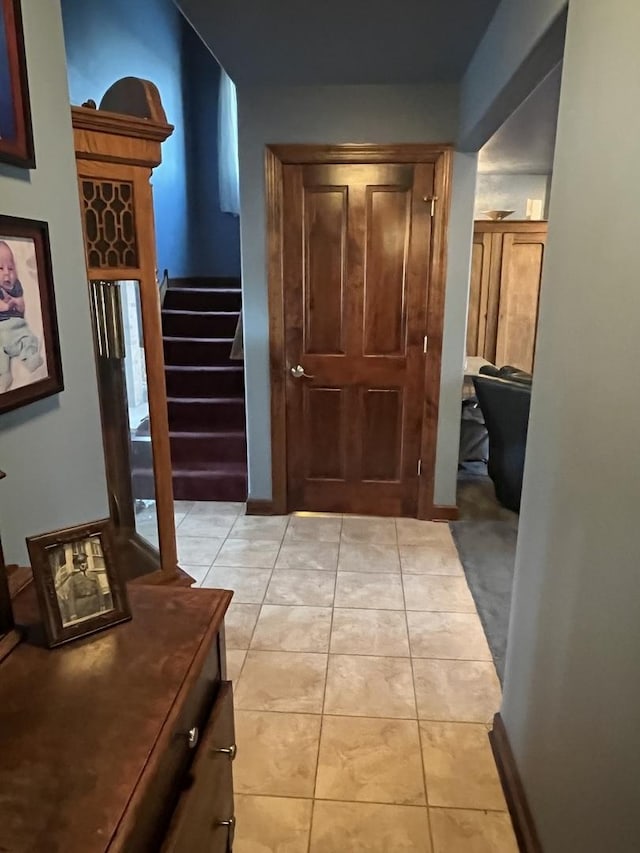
[160,276,248,502]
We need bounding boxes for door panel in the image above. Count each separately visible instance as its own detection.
[304,188,347,354]
[466,232,492,356]
[304,387,347,481]
[364,187,411,355]
[495,232,546,372]
[283,161,434,516]
[361,388,403,482]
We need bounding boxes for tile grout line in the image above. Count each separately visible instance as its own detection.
[306,519,342,848]
[227,703,497,727]
[233,790,510,814]
[258,513,290,606]
[308,516,344,816]
[211,508,289,605]
[314,516,341,847]
[398,522,438,852]
[176,501,241,583]
[306,798,316,853]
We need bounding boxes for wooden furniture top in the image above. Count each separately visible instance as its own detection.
[0,584,232,852]
[71,78,173,167]
[474,219,548,232]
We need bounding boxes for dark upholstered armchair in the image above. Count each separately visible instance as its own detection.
[472,374,532,512]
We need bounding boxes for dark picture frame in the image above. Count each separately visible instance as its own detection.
[26,519,131,648]
[0,215,63,414]
[0,0,34,168]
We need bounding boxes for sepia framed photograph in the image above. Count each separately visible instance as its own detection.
[0,0,34,168]
[0,215,63,414]
[26,519,131,648]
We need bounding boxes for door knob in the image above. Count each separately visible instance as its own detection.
[211,743,237,760]
[290,364,315,379]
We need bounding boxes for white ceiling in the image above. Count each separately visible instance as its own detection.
[479,64,562,174]
[177,0,501,85]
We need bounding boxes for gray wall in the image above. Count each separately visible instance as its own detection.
[236,84,474,506]
[435,151,477,502]
[474,173,549,219]
[499,1,640,850]
[0,0,108,563]
[459,0,567,150]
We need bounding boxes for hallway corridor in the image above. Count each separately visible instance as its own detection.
[174,502,518,852]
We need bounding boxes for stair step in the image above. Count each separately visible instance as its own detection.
[167,396,246,430]
[162,310,239,339]
[170,276,241,290]
[134,464,248,503]
[165,365,244,398]
[164,288,242,312]
[170,430,247,466]
[162,273,247,501]
[172,467,248,502]
[164,336,234,366]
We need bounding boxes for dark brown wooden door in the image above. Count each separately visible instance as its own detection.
[282,162,435,516]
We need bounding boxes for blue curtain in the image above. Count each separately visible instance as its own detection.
[218,69,240,216]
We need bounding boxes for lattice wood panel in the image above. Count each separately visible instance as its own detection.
[81,179,139,269]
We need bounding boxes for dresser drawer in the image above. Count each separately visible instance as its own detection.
[163,681,236,853]
[120,633,224,851]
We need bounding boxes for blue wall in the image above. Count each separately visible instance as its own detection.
[60,0,240,279]
[181,23,241,278]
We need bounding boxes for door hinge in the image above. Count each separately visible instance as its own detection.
[423,195,438,216]
[417,459,422,477]
[423,335,428,354]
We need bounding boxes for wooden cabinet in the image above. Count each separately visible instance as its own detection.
[466,221,547,373]
[0,585,234,852]
[164,682,236,852]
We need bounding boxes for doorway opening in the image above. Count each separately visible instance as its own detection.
[453,63,563,681]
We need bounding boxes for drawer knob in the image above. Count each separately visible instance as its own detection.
[218,816,235,828]
[187,727,199,749]
[212,743,237,760]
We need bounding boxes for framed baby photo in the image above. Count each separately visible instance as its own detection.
[26,519,131,648]
[0,0,34,168]
[0,215,63,415]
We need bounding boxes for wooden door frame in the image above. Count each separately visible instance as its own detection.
[265,143,453,519]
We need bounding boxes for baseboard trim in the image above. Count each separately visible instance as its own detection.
[245,499,458,519]
[246,499,276,516]
[489,713,543,853]
[431,504,460,521]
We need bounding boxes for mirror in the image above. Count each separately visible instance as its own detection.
[119,279,159,548]
[90,279,160,555]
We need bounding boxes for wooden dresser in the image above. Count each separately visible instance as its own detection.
[0,584,235,852]
[467,220,547,373]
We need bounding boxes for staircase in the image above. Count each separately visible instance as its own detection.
[161,277,248,502]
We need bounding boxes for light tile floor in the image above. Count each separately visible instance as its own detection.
[176,502,518,853]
